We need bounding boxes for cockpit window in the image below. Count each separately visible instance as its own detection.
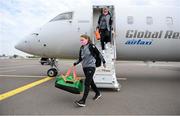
[50,12,73,22]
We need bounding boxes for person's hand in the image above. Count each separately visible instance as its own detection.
[103,63,106,68]
[73,62,78,66]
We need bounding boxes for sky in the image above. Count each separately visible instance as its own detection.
[0,0,180,56]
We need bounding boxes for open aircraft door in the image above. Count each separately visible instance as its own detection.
[92,5,120,91]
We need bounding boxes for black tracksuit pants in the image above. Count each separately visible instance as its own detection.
[81,67,100,102]
[100,29,111,50]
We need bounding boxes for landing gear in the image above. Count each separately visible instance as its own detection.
[47,68,58,77]
[116,88,120,92]
[47,58,58,77]
[115,84,121,92]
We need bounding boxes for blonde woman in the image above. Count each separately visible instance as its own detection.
[73,34,106,107]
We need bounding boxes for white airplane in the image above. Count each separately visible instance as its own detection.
[15,2,180,78]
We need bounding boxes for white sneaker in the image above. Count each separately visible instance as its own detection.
[102,50,105,54]
[75,100,86,107]
[93,94,102,101]
[105,44,108,49]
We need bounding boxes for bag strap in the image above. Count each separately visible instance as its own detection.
[61,67,73,82]
[73,66,77,79]
[65,67,72,76]
[88,44,95,57]
[63,66,80,82]
[89,43,100,58]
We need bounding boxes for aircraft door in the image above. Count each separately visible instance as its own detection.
[92,5,116,59]
[92,5,120,90]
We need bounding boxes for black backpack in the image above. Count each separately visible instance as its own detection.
[88,44,102,67]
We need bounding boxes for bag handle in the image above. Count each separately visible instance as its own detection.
[72,66,81,81]
[73,66,77,79]
[61,67,72,82]
[65,66,72,76]
[62,66,80,82]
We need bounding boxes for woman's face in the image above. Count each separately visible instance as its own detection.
[103,9,108,15]
[80,37,88,46]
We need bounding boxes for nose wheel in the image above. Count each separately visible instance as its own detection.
[47,68,58,77]
[47,58,58,77]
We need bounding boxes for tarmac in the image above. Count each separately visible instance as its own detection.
[0,59,180,115]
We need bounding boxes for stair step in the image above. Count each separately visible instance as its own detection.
[93,42,120,90]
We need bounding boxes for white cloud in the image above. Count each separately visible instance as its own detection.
[0,0,70,56]
[0,0,180,56]
[126,0,180,6]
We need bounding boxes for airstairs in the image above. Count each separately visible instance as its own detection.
[92,5,120,91]
[93,43,121,91]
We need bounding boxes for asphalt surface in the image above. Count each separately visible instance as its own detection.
[0,59,180,115]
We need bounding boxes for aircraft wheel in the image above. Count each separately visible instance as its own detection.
[47,68,58,77]
[114,87,120,92]
[116,88,120,92]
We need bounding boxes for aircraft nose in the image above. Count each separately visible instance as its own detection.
[15,40,28,53]
[15,29,41,55]
[15,41,22,51]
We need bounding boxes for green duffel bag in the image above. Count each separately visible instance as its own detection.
[55,66,84,94]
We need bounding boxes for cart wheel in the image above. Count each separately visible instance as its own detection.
[47,68,58,77]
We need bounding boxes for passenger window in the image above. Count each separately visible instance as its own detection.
[50,12,73,22]
[146,16,153,25]
[166,17,173,25]
[127,16,134,24]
